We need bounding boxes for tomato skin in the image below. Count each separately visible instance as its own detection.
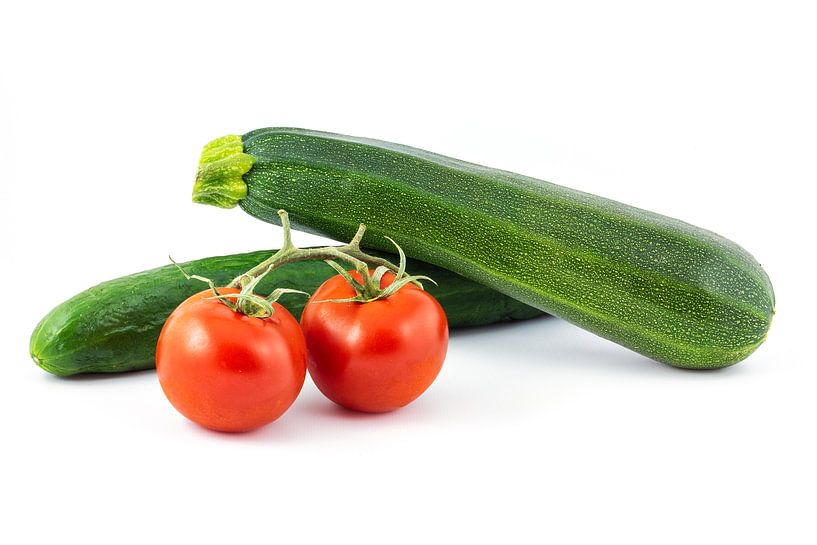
[156,288,307,432]
[300,271,448,413]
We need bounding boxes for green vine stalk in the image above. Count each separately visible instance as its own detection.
[175,209,432,318]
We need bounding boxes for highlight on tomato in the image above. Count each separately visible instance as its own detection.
[300,253,449,413]
[156,286,307,433]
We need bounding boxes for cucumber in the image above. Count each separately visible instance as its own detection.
[193,129,775,368]
[30,249,544,376]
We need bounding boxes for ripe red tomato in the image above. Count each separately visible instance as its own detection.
[156,288,307,432]
[300,271,448,413]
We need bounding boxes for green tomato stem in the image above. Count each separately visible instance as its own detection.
[176,209,431,317]
[227,210,404,291]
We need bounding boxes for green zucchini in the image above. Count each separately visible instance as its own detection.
[30,249,544,376]
[193,129,775,369]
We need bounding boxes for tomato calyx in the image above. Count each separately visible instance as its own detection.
[317,237,435,304]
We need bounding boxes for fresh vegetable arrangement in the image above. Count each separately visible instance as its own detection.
[28,127,775,433]
[193,129,774,369]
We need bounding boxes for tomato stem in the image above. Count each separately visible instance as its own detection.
[228,210,410,290]
[232,210,435,305]
[175,210,434,317]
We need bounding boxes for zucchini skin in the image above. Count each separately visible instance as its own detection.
[30,249,543,376]
[220,128,773,368]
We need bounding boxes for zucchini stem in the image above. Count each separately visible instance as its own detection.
[192,135,255,209]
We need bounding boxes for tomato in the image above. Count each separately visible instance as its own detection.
[156,288,307,432]
[300,271,448,413]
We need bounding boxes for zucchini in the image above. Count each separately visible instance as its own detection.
[193,129,775,368]
[30,249,544,376]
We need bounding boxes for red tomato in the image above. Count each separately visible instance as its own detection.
[300,271,448,413]
[156,288,307,432]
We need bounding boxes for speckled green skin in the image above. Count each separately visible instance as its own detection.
[227,127,774,368]
[30,249,543,376]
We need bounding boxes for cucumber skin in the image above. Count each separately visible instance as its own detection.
[30,250,544,376]
[234,128,774,368]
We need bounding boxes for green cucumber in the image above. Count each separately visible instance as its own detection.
[193,129,774,368]
[30,249,544,376]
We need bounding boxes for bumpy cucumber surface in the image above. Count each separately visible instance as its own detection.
[192,129,775,368]
[30,249,543,376]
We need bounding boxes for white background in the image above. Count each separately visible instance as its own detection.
[1,2,814,543]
